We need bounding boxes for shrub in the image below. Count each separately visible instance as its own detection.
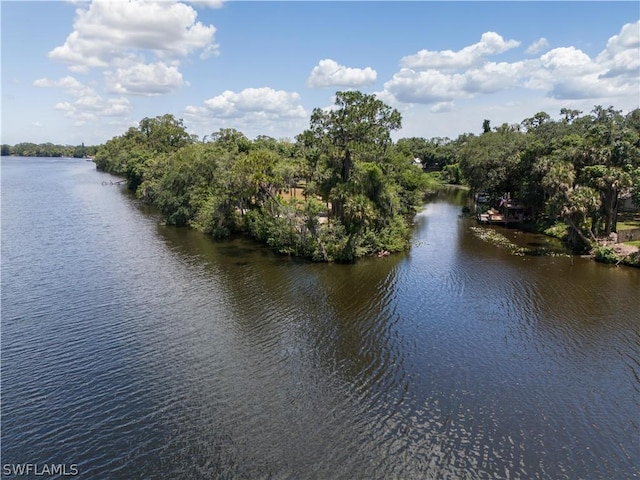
[593,246,619,264]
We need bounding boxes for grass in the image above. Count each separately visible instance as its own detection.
[624,240,640,248]
[617,212,640,230]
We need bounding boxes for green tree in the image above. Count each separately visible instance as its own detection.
[94,114,192,190]
[458,128,527,196]
[298,90,401,221]
[139,114,192,153]
[580,106,639,235]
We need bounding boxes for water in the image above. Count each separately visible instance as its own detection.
[2,157,639,479]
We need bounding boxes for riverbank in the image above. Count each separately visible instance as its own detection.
[529,220,640,267]
[463,207,640,267]
[592,242,640,267]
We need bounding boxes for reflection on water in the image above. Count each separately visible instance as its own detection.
[2,158,639,479]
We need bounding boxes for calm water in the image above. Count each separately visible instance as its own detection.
[2,157,639,479]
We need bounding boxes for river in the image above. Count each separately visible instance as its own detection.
[2,157,639,479]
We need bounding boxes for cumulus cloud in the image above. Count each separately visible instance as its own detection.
[185,87,308,139]
[104,62,185,96]
[202,87,307,119]
[186,0,225,9]
[40,0,220,125]
[54,94,132,124]
[33,75,93,97]
[384,22,639,107]
[540,46,593,70]
[596,20,640,80]
[430,102,454,113]
[384,69,465,104]
[463,61,527,94]
[525,22,639,101]
[49,0,218,73]
[384,61,525,105]
[307,59,377,88]
[526,37,550,55]
[34,74,131,125]
[401,32,520,70]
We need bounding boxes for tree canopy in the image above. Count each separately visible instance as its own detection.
[2,142,98,158]
[94,102,429,262]
[92,98,639,258]
[457,106,640,249]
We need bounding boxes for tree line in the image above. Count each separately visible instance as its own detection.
[94,94,433,262]
[88,92,640,259]
[1,142,99,158]
[392,106,640,251]
[458,107,640,250]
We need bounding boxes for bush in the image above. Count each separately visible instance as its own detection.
[593,246,619,264]
[544,222,569,240]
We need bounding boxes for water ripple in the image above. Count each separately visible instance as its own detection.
[2,160,639,479]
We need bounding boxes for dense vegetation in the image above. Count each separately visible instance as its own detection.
[456,107,640,251]
[389,106,640,253]
[92,91,640,261]
[94,94,432,262]
[1,142,98,158]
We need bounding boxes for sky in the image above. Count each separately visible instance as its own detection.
[1,1,639,146]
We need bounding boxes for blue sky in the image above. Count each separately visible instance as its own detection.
[2,1,639,146]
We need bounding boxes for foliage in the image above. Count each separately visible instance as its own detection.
[396,136,456,170]
[2,142,98,158]
[91,94,431,262]
[91,94,638,260]
[592,246,618,264]
[543,222,569,241]
[441,163,462,184]
[451,106,640,250]
[294,91,422,261]
[458,126,527,194]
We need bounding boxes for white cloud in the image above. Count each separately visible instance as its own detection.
[202,87,307,119]
[540,47,593,70]
[430,102,454,113]
[49,0,218,72]
[384,69,465,104]
[307,59,377,88]
[523,47,597,98]
[186,0,225,9]
[54,94,132,122]
[105,63,185,96]
[383,61,525,105]
[185,87,308,139]
[526,37,550,55]
[33,75,93,97]
[401,32,520,70]
[385,22,639,107]
[463,61,526,93]
[596,20,640,80]
[37,76,132,121]
[185,105,209,117]
[525,22,639,101]
[40,0,219,127]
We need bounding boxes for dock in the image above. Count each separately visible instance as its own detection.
[477,203,528,225]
